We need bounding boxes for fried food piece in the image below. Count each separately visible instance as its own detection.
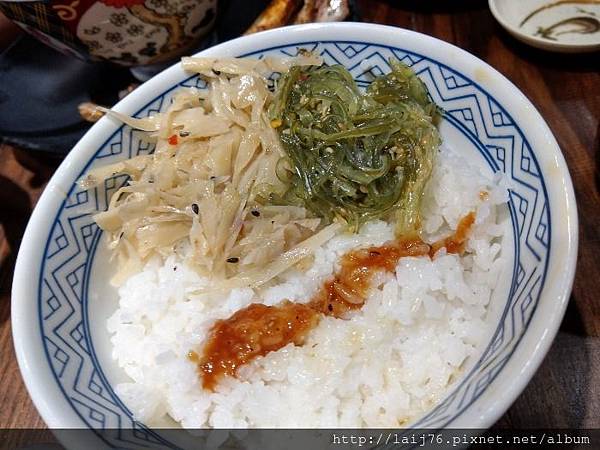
[293,0,351,24]
[293,0,316,23]
[244,0,303,35]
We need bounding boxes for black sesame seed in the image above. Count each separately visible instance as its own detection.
[226,257,239,263]
[179,130,190,137]
[212,69,221,75]
[210,176,216,180]
[191,203,199,214]
[328,303,333,312]
[251,209,260,217]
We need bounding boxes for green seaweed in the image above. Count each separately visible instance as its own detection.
[269,59,441,234]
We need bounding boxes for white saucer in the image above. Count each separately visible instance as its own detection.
[489,0,600,53]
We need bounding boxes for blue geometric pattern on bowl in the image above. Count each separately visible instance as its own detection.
[38,41,550,447]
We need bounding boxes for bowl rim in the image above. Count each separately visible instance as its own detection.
[488,0,600,52]
[12,21,578,433]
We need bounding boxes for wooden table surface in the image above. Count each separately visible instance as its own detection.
[1,0,598,431]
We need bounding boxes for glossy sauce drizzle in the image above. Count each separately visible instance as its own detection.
[308,238,431,317]
[192,212,475,391]
[191,302,319,391]
[428,211,475,257]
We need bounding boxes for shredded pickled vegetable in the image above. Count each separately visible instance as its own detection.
[80,56,327,286]
[269,59,441,233]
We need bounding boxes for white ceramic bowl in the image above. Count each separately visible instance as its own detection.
[12,22,577,446]
[489,0,600,53]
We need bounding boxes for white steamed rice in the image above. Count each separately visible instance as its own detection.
[107,144,508,428]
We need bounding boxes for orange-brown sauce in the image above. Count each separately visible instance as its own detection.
[429,211,476,257]
[308,238,431,317]
[192,302,319,391]
[193,212,475,391]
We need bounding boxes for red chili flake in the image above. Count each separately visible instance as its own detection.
[168,134,178,145]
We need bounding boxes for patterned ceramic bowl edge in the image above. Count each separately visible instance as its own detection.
[12,23,578,438]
